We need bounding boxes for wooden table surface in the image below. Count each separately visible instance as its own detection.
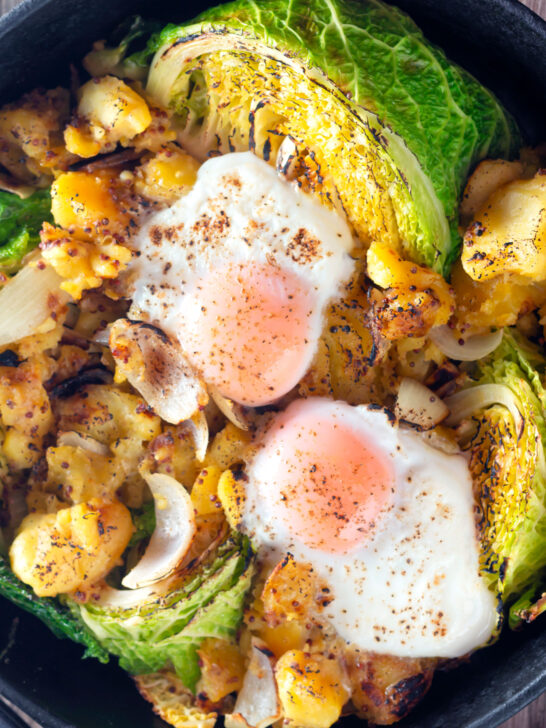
[0,0,545,726]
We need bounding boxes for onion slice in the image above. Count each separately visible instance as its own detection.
[395,378,449,430]
[122,472,196,590]
[57,430,108,456]
[109,318,208,425]
[184,410,209,462]
[0,263,68,347]
[210,388,252,431]
[276,136,298,179]
[430,326,503,361]
[444,383,524,437]
[226,641,281,728]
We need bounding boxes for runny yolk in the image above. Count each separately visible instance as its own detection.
[179,262,318,407]
[264,407,394,553]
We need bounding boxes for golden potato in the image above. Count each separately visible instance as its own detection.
[10,499,133,597]
[275,650,349,728]
[347,652,434,725]
[191,465,223,517]
[40,222,131,300]
[51,171,130,240]
[196,638,245,703]
[462,173,546,281]
[65,76,152,158]
[135,145,200,203]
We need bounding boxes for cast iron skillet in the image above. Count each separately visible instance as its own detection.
[0,1,545,727]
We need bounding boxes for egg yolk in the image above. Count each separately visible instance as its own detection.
[262,406,394,553]
[179,262,318,406]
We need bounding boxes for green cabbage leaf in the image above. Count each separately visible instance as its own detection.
[0,553,108,661]
[461,331,546,627]
[73,535,254,691]
[99,0,521,275]
[0,188,52,274]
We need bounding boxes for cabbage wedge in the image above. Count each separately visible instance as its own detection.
[72,535,254,691]
[137,0,519,275]
[456,332,546,627]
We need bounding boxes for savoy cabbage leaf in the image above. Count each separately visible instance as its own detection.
[0,553,108,661]
[463,331,546,627]
[75,535,254,691]
[137,0,519,275]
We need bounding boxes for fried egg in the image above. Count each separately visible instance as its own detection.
[127,152,355,407]
[241,398,498,658]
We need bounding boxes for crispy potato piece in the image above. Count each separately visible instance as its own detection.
[50,170,131,241]
[261,554,320,625]
[191,465,224,517]
[196,638,245,703]
[65,76,152,158]
[10,498,132,597]
[275,650,349,728]
[347,652,434,726]
[367,241,454,340]
[217,469,246,531]
[55,384,161,444]
[0,88,74,181]
[46,445,124,504]
[135,145,200,203]
[0,359,53,469]
[462,172,546,282]
[451,260,546,333]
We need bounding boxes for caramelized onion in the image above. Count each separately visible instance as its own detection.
[430,325,503,362]
[0,263,68,347]
[210,388,252,431]
[57,431,108,456]
[122,472,196,590]
[226,641,281,728]
[444,383,524,437]
[185,410,209,461]
[395,378,449,430]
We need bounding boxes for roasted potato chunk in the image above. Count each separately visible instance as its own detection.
[275,650,349,728]
[10,498,133,597]
[462,172,546,281]
[347,652,434,726]
[65,76,152,157]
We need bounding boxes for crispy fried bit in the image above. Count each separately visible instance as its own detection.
[275,650,349,728]
[367,241,454,340]
[347,651,435,725]
[9,498,132,597]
